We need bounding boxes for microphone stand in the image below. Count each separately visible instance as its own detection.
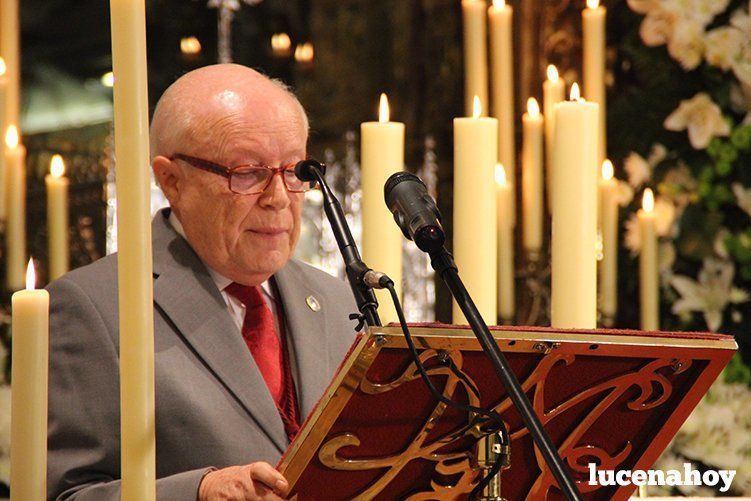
[429,248,582,501]
[306,164,381,328]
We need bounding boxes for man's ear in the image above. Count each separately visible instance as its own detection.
[152,156,184,206]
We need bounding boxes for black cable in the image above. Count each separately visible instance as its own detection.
[384,280,507,498]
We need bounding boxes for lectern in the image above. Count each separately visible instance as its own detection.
[278,325,735,500]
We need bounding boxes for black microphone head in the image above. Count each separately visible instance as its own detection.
[384,171,445,253]
[294,159,325,183]
[384,171,423,207]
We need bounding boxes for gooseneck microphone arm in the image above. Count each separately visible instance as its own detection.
[384,172,582,501]
[295,159,381,329]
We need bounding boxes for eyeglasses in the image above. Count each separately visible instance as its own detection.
[170,153,319,195]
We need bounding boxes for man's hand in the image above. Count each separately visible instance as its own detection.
[198,462,290,500]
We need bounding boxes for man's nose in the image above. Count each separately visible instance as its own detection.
[259,172,291,209]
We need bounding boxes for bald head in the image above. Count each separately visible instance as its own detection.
[150,64,308,161]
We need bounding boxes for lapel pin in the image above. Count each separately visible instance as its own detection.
[306,295,321,312]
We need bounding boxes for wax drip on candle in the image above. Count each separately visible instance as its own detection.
[586,0,600,8]
[495,163,507,186]
[50,154,65,178]
[642,188,655,213]
[25,259,36,291]
[527,97,540,117]
[379,93,390,123]
[472,95,483,118]
[5,125,18,148]
[602,159,614,180]
[547,64,559,83]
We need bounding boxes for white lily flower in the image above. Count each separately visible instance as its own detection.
[670,258,750,331]
[664,92,731,149]
[624,151,651,188]
[733,182,751,217]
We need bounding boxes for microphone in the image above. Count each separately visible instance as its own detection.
[384,172,445,253]
[294,159,324,183]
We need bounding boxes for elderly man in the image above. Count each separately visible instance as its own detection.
[47,64,358,500]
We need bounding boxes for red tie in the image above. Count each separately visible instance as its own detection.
[224,282,299,440]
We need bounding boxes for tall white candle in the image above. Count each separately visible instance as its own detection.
[46,154,69,281]
[489,0,516,208]
[462,0,489,116]
[496,164,515,322]
[454,97,498,324]
[361,94,405,323]
[522,97,544,255]
[0,58,7,221]
[543,65,565,209]
[0,0,20,129]
[10,260,49,501]
[5,125,25,291]
[551,84,599,329]
[583,0,607,164]
[598,159,619,324]
[110,0,156,498]
[639,188,659,331]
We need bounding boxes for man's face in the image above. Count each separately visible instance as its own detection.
[173,92,307,285]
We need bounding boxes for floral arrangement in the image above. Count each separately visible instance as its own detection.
[612,0,751,494]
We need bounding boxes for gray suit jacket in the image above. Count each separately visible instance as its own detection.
[47,209,359,500]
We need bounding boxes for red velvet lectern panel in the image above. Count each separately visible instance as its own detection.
[278,325,736,500]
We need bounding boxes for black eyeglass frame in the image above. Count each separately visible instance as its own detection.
[170,153,323,195]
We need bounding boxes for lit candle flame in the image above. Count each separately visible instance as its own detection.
[101,71,114,88]
[492,0,506,9]
[472,95,483,118]
[527,97,540,117]
[180,36,202,55]
[586,0,600,8]
[0,58,6,77]
[602,159,614,181]
[570,83,581,101]
[495,163,507,186]
[50,154,66,178]
[294,43,314,63]
[5,125,18,149]
[25,258,36,291]
[379,93,390,123]
[271,33,291,53]
[642,188,654,213]
[546,64,559,83]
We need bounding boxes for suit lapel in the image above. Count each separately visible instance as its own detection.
[151,211,288,453]
[273,262,332,418]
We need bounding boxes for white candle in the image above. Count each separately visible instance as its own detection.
[583,0,607,164]
[543,64,565,209]
[46,154,69,281]
[0,58,7,221]
[10,260,49,501]
[361,94,405,323]
[0,0,20,128]
[454,96,498,324]
[598,159,618,323]
[522,97,544,254]
[489,0,516,209]
[110,0,156,497]
[639,188,659,331]
[462,0,489,116]
[496,164,515,322]
[5,125,25,291]
[551,84,599,329]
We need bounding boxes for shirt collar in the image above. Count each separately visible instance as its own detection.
[167,211,273,298]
